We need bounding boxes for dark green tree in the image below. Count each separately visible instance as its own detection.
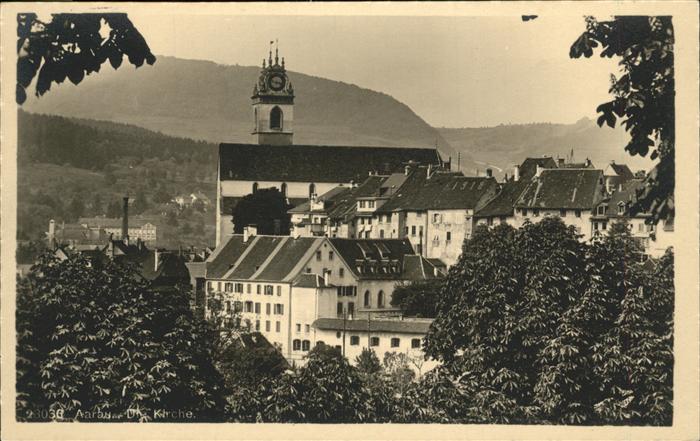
[16,253,229,421]
[231,188,292,235]
[17,13,155,104]
[390,279,443,317]
[263,345,372,423]
[570,16,674,222]
[422,218,673,425]
[354,348,382,376]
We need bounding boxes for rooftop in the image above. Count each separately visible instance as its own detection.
[219,143,442,183]
[516,168,604,210]
[376,168,497,213]
[312,317,433,334]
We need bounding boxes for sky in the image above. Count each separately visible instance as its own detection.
[126,13,620,128]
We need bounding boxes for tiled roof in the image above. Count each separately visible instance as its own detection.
[329,238,416,280]
[519,157,558,180]
[608,163,635,181]
[593,179,647,218]
[255,237,320,281]
[205,235,321,282]
[326,176,386,221]
[225,236,288,279]
[288,186,351,214]
[219,143,442,183]
[376,169,497,212]
[140,252,191,286]
[292,273,332,288]
[516,169,604,210]
[475,179,530,218]
[312,317,432,334]
[402,255,443,279]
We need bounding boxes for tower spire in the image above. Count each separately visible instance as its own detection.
[268,40,273,66]
[275,39,279,65]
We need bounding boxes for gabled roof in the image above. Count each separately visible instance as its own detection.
[516,169,604,210]
[376,169,497,213]
[292,273,332,288]
[519,157,558,180]
[475,179,530,218]
[605,162,635,181]
[593,179,647,218]
[288,186,351,214]
[326,176,387,221]
[219,143,442,183]
[205,235,322,282]
[402,255,443,279]
[329,238,417,280]
[313,317,432,334]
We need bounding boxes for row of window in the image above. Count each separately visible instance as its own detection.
[255,319,281,333]
[305,266,345,278]
[225,301,284,315]
[250,182,322,199]
[295,323,311,333]
[337,286,357,297]
[316,250,334,261]
[517,208,582,218]
[358,200,376,209]
[291,337,422,351]
[347,335,421,348]
[208,281,283,296]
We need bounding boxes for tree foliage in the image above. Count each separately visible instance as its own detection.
[16,253,229,421]
[570,16,674,222]
[390,279,443,318]
[17,13,155,104]
[231,188,292,235]
[422,218,674,425]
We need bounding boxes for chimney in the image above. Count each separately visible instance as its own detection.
[558,157,565,167]
[122,196,129,245]
[243,225,257,242]
[323,269,330,287]
[486,168,493,178]
[535,165,543,178]
[48,219,56,248]
[585,157,592,167]
[404,165,410,176]
[154,249,160,272]
[426,164,432,179]
[513,165,520,182]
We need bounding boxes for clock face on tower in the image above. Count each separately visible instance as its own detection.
[268,74,286,91]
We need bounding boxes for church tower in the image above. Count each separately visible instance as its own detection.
[252,43,294,145]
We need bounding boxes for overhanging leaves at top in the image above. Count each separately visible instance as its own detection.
[17,13,156,104]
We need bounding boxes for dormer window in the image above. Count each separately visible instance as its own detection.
[597,205,606,216]
[617,202,625,215]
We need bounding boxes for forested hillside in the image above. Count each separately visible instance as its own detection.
[17,111,218,248]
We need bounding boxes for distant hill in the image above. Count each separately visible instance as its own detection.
[23,55,466,168]
[437,118,654,178]
[18,111,217,248]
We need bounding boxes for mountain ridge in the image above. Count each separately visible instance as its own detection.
[23,55,468,167]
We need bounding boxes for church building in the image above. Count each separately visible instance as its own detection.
[216,47,447,245]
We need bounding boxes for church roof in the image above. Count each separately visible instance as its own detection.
[219,143,442,183]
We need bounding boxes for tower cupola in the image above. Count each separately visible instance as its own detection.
[252,41,294,145]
